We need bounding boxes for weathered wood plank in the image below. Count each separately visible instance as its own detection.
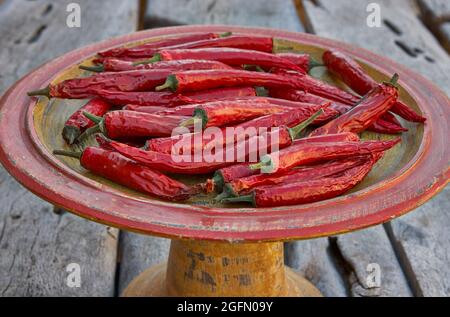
[0,0,138,296]
[144,0,304,31]
[301,0,450,296]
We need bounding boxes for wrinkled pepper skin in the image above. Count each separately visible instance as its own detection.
[323,50,426,122]
[310,79,398,136]
[98,32,219,57]
[209,132,360,192]
[229,155,374,196]
[248,153,381,207]
[261,138,400,174]
[63,98,111,144]
[97,86,256,107]
[71,147,193,201]
[101,110,188,139]
[148,48,304,72]
[275,53,311,72]
[92,58,233,72]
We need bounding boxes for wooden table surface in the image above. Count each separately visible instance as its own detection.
[0,0,448,297]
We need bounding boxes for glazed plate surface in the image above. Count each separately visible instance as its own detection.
[0,25,448,241]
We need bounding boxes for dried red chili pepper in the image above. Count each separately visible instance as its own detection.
[137,48,305,73]
[269,88,407,134]
[155,69,312,93]
[81,110,188,140]
[97,32,223,57]
[222,153,381,207]
[122,105,168,114]
[53,147,194,201]
[28,69,174,99]
[148,107,325,156]
[80,58,233,73]
[310,74,399,136]
[63,98,111,144]
[207,132,360,192]
[220,155,375,199]
[250,138,400,174]
[275,53,323,72]
[96,86,256,107]
[323,50,426,122]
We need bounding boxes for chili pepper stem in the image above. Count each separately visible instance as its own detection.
[133,53,161,66]
[155,75,177,91]
[221,194,255,206]
[288,109,324,140]
[212,173,224,192]
[384,73,399,87]
[179,116,200,128]
[219,31,232,37]
[77,125,102,142]
[53,150,82,159]
[27,86,50,98]
[215,184,237,202]
[62,126,81,145]
[255,87,269,96]
[83,111,102,124]
[249,155,274,172]
[79,64,105,72]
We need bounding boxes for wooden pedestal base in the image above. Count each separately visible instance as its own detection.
[122,239,322,297]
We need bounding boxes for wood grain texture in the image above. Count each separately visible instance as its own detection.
[144,0,304,31]
[301,0,450,296]
[0,0,138,296]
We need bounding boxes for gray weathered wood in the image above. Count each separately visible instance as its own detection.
[418,0,450,24]
[117,233,170,294]
[302,0,450,296]
[145,0,304,31]
[0,0,138,296]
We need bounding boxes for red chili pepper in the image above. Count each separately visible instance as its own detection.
[137,48,305,73]
[180,99,290,129]
[147,107,326,155]
[81,110,188,140]
[63,98,111,144]
[96,86,256,107]
[250,138,400,174]
[97,32,222,57]
[28,69,174,99]
[222,153,381,207]
[323,50,426,122]
[53,147,194,201]
[155,69,316,93]
[80,58,233,73]
[207,132,360,192]
[310,74,399,136]
[221,155,375,199]
[122,105,168,114]
[269,88,407,134]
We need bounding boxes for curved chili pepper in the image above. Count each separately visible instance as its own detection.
[97,32,222,57]
[219,155,375,199]
[323,50,426,122]
[148,107,326,155]
[155,69,314,93]
[250,138,400,174]
[53,147,194,201]
[81,110,188,140]
[268,88,406,134]
[96,86,256,107]
[222,153,381,207]
[207,132,360,192]
[63,98,111,144]
[310,74,399,136]
[137,48,305,73]
[28,69,173,99]
[80,58,233,73]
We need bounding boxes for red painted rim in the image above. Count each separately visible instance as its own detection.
[0,25,449,242]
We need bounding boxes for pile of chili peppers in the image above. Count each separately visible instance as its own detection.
[27,32,425,206]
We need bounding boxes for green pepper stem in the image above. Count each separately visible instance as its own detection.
[62,125,81,145]
[83,111,102,124]
[214,190,231,202]
[219,31,232,37]
[289,108,324,140]
[79,64,105,72]
[390,73,399,86]
[221,194,254,205]
[155,75,177,91]
[255,86,268,97]
[212,173,224,192]
[77,125,101,142]
[179,115,201,128]
[133,54,161,66]
[249,162,264,170]
[27,86,50,98]
[53,150,82,159]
